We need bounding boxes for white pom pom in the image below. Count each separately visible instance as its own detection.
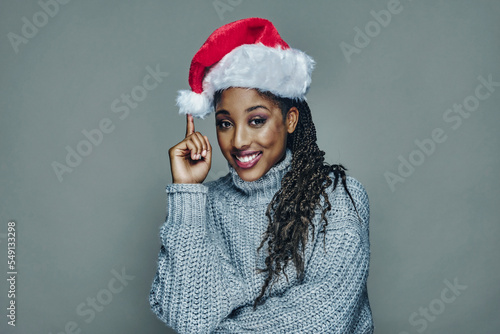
[176,90,213,119]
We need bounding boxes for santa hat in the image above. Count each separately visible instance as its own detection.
[176,17,315,119]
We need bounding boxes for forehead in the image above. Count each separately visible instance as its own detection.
[215,88,280,110]
[219,87,261,103]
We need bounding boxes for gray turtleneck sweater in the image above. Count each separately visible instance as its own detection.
[149,148,374,333]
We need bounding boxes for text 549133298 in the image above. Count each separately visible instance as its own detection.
[6,221,17,327]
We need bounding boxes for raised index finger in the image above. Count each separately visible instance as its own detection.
[185,113,195,137]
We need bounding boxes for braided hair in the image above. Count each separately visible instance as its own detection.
[213,89,361,311]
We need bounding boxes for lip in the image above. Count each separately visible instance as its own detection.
[233,150,261,157]
[233,151,263,169]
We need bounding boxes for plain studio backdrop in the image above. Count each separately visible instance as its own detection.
[1,1,499,333]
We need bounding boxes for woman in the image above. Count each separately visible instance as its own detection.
[149,18,374,333]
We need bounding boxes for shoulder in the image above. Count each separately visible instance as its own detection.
[325,173,369,214]
[343,175,369,218]
[323,172,370,240]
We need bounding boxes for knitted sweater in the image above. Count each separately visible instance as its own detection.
[149,148,374,333]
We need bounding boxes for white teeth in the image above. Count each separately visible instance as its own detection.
[236,153,259,163]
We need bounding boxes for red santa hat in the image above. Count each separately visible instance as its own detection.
[176,17,315,119]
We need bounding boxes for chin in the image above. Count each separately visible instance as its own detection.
[235,168,263,182]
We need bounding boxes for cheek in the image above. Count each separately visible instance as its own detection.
[216,132,230,153]
[216,130,224,143]
[259,124,286,147]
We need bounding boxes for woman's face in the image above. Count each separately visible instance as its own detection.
[215,87,298,182]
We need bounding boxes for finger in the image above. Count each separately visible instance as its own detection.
[202,136,212,161]
[171,139,193,158]
[204,135,212,153]
[192,132,207,157]
[188,132,203,160]
[185,114,195,138]
[202,135,211,157]
[184,141,199,161]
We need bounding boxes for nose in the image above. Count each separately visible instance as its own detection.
[232,124,250,150]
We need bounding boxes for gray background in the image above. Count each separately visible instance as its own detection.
[1,0,499,333]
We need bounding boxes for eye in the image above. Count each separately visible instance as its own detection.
[250,118,266,126]
[216,120,232,129]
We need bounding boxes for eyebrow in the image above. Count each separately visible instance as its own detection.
[215,105,270,116]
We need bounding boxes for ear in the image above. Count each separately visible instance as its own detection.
[285,107,299,134]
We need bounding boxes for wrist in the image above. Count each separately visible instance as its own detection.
[166,182,208,194]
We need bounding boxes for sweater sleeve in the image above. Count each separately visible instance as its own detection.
[213,177,373,334]
[149,183,249,334]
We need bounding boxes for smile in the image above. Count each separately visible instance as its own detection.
[234,152,262,168]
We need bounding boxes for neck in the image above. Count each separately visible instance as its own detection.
[228,148,293,202]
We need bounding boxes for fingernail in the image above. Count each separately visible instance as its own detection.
[202,150,207,157]
[197,154,201,160]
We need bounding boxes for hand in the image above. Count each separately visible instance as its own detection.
[168,114,212,184]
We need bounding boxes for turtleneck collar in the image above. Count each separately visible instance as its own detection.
[227,148,293,201]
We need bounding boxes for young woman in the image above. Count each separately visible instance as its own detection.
[149,18,374,333]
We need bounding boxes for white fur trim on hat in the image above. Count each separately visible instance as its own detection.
[176,43,315,119]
